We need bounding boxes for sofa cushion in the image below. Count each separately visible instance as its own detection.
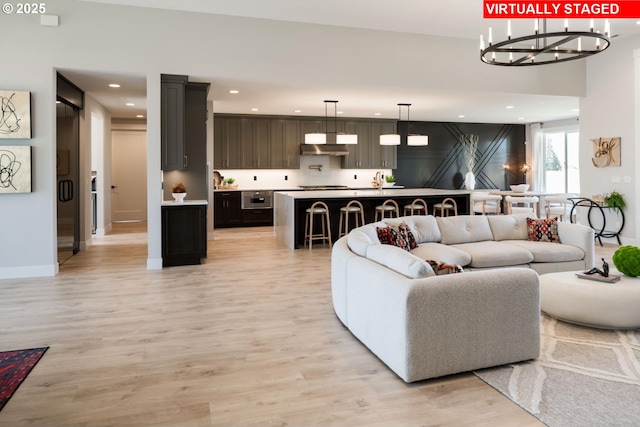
[452,241,534,268]
[527,217,560,243]
[365,243,436,279]
[385,215,441,243]
[487,214,532,241]
[347,221,387,256]
[436,215,493,245]
[376,221,417,251]
[502,240,585,263]
[410,242,472,266]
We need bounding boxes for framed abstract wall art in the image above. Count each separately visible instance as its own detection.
[0,90,32,139]
[591,137,620,168]
[0,146,32,193]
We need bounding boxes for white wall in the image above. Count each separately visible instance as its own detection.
[580,34,640,245]
[0,0,592,278]
[83,95,111,241]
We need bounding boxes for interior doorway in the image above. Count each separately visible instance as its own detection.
[111,129,147,223]
[56,73,84,265]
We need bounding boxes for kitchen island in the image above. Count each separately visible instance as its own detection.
[274,188,471,249]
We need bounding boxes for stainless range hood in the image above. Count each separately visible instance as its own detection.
[300,144,349,156]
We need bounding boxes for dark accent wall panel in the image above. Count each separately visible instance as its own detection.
[395,122,526,190]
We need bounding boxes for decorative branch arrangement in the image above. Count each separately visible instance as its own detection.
[461,134,478,173]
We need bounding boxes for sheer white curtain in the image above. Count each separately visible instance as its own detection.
[530,123,545,191]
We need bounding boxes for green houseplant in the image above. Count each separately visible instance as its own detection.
[604,190,626,212]
[385,175,395,183]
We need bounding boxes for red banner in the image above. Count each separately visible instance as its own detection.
[483,1,640,18]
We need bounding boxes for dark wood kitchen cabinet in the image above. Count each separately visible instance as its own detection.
[213,117,243,169]
[242,118,271,168]
[161,74,188,171]
[270,119,301,169]
[162,204,207,267]
[161,75,210,174]
[371,122,398,169]
[214,191,242,228]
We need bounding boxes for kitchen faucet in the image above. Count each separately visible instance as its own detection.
[372,171,383,189]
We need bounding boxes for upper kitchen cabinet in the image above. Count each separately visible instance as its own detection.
[213,116,243,169]
[271,119,301,169]
[371,121,398,169]
[342,121,372,169]
[161,74,188,170]
[242,118,271,168]
[161,75,210,173]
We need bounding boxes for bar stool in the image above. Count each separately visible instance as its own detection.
[505,195,538,215]
[374,199,400,221]
[304,201,332,250]
[433,197,458,216]
[471,192,502,215]
[403,198,428,216]
[338,200,365,238]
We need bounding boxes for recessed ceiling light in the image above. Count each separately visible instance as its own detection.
[572,108,580,112]
[251,108,259,112]
[126,102,135,106]
[506,105,515,109]
[518,117,525,120]
[229,90,239,94]
[109,83,120,88]
[136,115,144,118]
[294,109,302,113]
[458,115,465,118]
[337,111,343,115]
[374,112,381,116]
[636,20,640,25]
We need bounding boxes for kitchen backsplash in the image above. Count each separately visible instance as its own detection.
[216,155,392,190]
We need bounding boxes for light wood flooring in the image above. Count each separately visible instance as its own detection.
[0,223,617,427]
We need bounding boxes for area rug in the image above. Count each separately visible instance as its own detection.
[0,347,48,412]
[474,315,640,427]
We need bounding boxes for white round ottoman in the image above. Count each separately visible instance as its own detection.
[540,270,640,329]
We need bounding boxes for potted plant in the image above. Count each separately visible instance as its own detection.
[171,182,187,203]
[604,190,626,212]
[384,175,395,187]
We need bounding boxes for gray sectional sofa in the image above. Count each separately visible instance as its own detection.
[331,214,594,382]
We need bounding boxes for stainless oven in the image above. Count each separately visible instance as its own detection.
[241,190,273,209]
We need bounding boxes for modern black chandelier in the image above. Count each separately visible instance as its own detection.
[480,19,611,66]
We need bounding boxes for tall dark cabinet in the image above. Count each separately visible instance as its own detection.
[161,74,188,171]
[161,74,210,267]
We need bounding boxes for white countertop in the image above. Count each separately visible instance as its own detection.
[162,199,208,206]
[274,188,470,199]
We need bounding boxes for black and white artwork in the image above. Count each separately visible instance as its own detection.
[0,146,32,193]
[0,90,32,139]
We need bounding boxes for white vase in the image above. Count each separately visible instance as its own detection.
[464,171,476,190]
[172,192,186,203]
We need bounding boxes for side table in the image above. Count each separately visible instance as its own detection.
[568,197,624,246]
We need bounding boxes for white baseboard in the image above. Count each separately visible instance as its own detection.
[147,258,163,270]
[0,264,58,279]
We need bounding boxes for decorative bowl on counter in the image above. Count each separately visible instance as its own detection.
[510,184,529,193]
[172,192,187,203]
[382,181,396,187]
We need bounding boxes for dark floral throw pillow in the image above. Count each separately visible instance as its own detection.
[376,222,418,251]
[527,217,560,243]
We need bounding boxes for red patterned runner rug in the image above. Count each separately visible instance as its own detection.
[0,347,48,412]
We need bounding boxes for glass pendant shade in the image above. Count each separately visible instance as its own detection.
[380,134,400,146]
[305,132,326,144]
[337,134,358,144]
[407,135,429,146]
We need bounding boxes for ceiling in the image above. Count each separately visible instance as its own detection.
[74,0,640,123]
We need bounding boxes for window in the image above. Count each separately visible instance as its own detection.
[543,130,579,194]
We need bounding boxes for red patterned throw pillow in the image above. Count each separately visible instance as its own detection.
[376,222,418,251]
[527,217,560,243]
